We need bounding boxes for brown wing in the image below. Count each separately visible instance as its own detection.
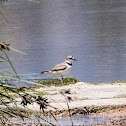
[51,62,67,71]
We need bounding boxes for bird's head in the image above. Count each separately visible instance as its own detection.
[66,55,77,62]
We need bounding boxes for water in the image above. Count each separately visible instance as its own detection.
[49,115,108,126]
[9,114,111,126]
[0,0,126,83]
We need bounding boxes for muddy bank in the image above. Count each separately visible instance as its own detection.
[43,104,126,117]
[4,104,126,126]
[92,105,126,126]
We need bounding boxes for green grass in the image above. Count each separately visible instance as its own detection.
[36,78,79,87]
[0,87,13,93]
[92,83,101,85]
[92,81,126,85]
[9,93,20,98]
[110,81,126,84]
[34,91,48,96]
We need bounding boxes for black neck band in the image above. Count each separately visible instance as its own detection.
[66,62,72,66]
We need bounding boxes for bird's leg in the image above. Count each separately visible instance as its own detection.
[61,75,64,84]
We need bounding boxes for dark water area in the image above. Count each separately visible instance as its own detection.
[0,0,126,83]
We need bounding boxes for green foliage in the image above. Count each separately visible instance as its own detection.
[0,42,52,125]
[36,78,79,87]
[0,43,28,119]
[0,42,56,126]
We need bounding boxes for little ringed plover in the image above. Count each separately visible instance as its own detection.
[41,55,77,84]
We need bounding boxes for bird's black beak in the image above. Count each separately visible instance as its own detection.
[74,58,77,61]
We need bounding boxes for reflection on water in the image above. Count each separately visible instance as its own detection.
[0,0,126,83]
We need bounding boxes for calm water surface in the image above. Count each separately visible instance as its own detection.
[11,114,111,126]
[0,0,126,83]
[49,115,108,126]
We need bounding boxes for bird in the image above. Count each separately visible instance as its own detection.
[41,55,77,84]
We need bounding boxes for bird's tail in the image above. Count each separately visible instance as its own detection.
[41,70,49,74]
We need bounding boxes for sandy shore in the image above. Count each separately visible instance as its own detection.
[15,82,126,112]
